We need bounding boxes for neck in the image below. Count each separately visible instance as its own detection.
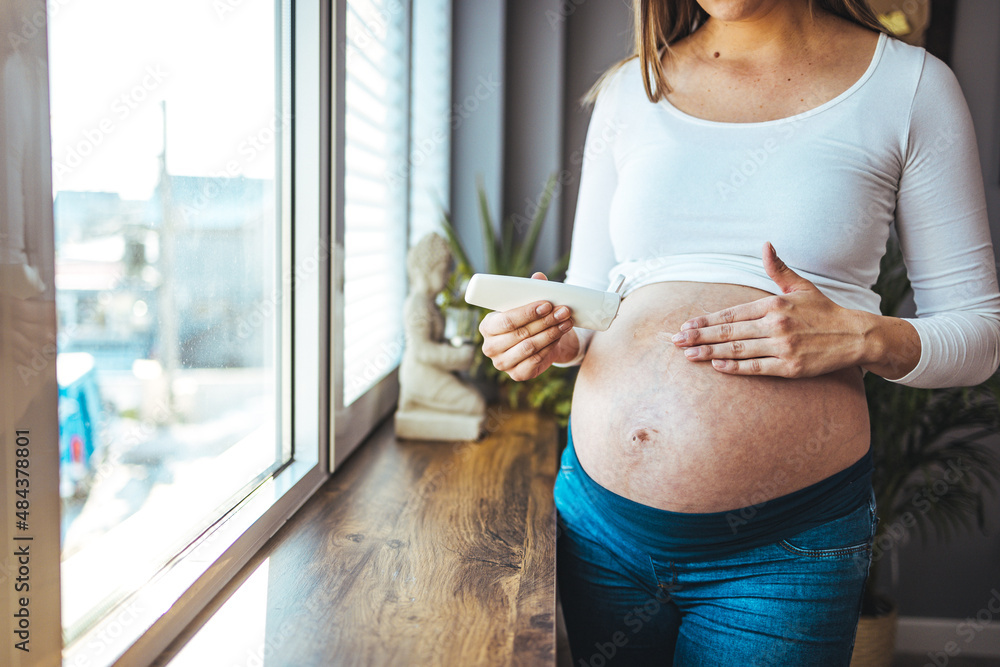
[696,1,827,64]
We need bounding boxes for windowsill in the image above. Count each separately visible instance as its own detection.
[63,453,326,667]
[151,407,559,665]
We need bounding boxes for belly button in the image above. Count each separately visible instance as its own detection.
[627,427,657,446]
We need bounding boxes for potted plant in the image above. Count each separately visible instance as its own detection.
[438,173,576,427]
[851,236,1000,666]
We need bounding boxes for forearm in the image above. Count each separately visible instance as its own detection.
[415,341,471,370]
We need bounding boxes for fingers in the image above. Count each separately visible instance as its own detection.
[503,337,563,381]
[763,242,813,294]
[483,305,573,375]
[671,318,770,347]
[678,298,774,334]
[480,299,560,337]
[680,337,774,362]
[668,249,840,379]
[675,322,798,377]
[477,269,572,380]
[674,312,799,376]
[709,357,796,377]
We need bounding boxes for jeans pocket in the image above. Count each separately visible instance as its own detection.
[869,491,880,537]
[779,500,875,559]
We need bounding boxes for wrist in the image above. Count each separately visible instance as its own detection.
[853,309,885,369]
[553,328,582,365]
[855,312,920,380]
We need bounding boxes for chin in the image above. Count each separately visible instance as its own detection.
[695,0,783,22]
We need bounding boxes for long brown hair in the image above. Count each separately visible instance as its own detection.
[584,0,887,105]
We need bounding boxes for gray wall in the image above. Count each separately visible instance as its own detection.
[502,0,566,275]
[450,0,570,276]
[560,0,633,254]
[450,0,506,271]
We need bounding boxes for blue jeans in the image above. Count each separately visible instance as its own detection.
[555,440,877,667]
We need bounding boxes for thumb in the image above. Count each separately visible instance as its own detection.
[763,242,813,294]
[531,272,548,281]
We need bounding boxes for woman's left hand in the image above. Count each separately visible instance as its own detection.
[670,242,869,378]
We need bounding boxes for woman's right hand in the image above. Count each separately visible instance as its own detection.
[478,272,580,381]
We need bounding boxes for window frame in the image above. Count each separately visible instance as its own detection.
[52,0,332,663]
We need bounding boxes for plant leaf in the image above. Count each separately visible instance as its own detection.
[476,176,499,274]
[501,214,515,274]
[512,173,558,276]
[548,251,571,282]
[439,209,475,275]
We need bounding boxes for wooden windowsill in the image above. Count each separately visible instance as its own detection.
[152,407,559,666]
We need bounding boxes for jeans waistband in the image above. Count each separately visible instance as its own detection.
[559,423,873,560]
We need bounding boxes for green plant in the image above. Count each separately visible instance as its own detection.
[439,173,575,426]
[862,235,1000,613]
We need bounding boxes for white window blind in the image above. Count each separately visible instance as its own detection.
[343,0,411,406]
[409,0,452,244]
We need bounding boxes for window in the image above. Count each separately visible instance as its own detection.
[48,0,291,644]
[3,1,330,664]
[0,0,450,661]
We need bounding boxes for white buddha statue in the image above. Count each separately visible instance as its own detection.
[395,233,485,440]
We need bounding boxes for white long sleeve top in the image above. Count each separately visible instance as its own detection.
[562,33,1000,388]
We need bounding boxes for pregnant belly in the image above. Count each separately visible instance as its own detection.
[570,281,870,513]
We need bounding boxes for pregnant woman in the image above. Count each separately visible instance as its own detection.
[478,0,1000,664]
